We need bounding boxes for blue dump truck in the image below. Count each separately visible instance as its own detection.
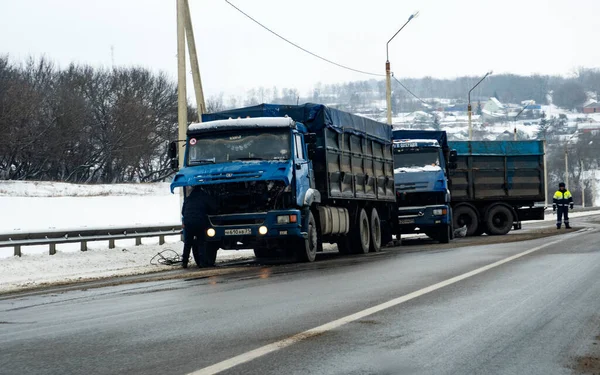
[448,140,545,236]
[169,104,397,264]
[392,130,457,243]
[392,131,546,240]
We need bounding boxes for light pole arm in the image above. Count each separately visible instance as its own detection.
[386,12,418,61]
[468,72,491,104]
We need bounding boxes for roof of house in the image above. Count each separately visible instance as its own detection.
[584,102,600,108]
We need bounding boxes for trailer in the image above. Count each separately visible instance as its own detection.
[448,140,546,236]
[169,103,397,264]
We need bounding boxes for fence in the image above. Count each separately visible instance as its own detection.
[0,225,183,257]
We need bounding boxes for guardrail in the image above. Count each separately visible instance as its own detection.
[0,225,183,257]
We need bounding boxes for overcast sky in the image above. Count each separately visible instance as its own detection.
[1,0,599,98]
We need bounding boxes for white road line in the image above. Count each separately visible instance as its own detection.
[189,229,589,375]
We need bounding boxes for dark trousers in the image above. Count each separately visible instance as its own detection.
[557,207,570,228]
[182,224,204,263]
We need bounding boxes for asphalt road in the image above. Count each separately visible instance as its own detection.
[2,217,600,375]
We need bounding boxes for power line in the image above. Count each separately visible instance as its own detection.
[391,73,430,107]
[224,0,384,77]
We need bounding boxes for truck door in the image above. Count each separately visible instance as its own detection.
[293,133,310,206]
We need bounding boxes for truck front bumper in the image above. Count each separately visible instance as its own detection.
[205,209,304,242]
[397,205,450,232]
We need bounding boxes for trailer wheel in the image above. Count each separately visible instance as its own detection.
[453,205,479,237]
[485,205,513,235]
[295,211,317,262]
[369,208,382,252]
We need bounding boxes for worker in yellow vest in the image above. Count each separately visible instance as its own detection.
[552,182,573,229]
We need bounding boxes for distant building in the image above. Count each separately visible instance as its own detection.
[481,97,506,120]
[583,102,600,114]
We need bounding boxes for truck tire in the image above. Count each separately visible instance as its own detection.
[296,211,318,262]
[453,205,479,237]
[195,242,218,268]
[485,205,513,235]
[352,208,371,254]
[369,208,382,252]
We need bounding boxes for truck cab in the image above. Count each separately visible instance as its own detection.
[392,131,457,243]
[170,116,316,258]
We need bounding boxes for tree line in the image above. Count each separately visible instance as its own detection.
[0,56,195,183]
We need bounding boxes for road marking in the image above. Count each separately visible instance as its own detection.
[189,229,588,375]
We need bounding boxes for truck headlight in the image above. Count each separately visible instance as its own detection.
[206,228,216,237]
[277,215,290,224]
[258,226,268,235]
[433,209,447,216]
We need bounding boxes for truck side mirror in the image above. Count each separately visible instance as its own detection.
[168,141,178,159]
[168,141,179,171]
[449,150,458,163]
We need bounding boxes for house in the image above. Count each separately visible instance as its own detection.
[583,102,600,114]
[481,97,506,120]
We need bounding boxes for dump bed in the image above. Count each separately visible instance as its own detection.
[448,141,545,203]
[202,104,395,202]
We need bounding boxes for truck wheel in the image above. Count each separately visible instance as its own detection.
[453,206,479,237]
[352,208,371,254]
[369,208,382,252]
[296,211,317,262]
[485,205,513,235]
[197,242,218,268]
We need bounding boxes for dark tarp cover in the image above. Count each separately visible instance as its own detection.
[392,130,449,150]
[449,141,544,156]
[200,103,392,143]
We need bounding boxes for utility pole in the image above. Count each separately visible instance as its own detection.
[564,145,569,190]
[177,0,187,206]
[385,12,419,125]
[543,140,549,207]
[183,0,206,118]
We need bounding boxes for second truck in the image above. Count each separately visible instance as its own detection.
[392,130,545,241]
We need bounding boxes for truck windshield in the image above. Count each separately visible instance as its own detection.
[394,149,440,169]
[188,129,291,165]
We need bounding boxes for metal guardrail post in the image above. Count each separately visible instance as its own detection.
[109,238,115,249]
[159,235,165,245]
[136,237,142,246]
[14,245,21,257]
[81,240,87,251]
[49,243,56,255]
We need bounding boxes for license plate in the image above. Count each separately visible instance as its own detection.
[224,228,251,236]
[399,219,415,224]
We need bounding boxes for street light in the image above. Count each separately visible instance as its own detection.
[468,70,493,141]
[386,11,419,125]
[512,100,535,140]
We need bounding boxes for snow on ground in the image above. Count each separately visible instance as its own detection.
[0,181,181,234]
[0,181,172,197]
[0,181,257,293]
[0,237,256,294]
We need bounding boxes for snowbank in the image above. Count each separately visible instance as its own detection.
[0,239,256,294]
[0,182,180,234]
[0,181,172,197]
